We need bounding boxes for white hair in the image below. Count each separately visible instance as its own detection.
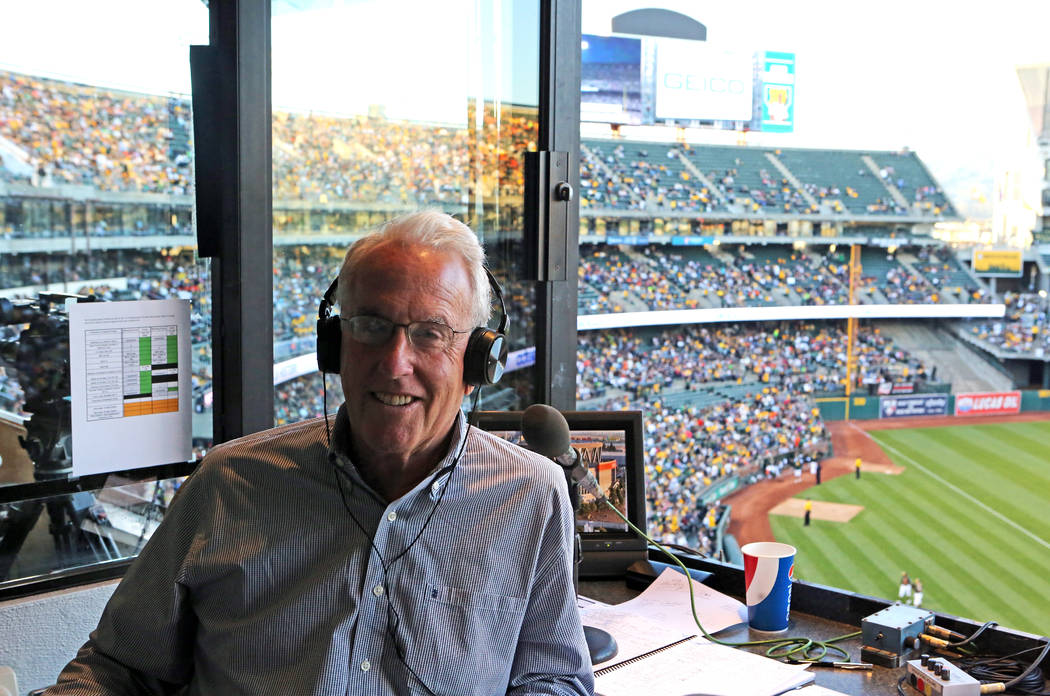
[337,210,492,326]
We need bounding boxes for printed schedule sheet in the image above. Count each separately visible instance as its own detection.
[70,299,192,475]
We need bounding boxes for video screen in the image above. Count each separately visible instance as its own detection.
[484,427,630,534]
[581,33,642,125]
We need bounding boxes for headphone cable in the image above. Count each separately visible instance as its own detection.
[331,410,473,696]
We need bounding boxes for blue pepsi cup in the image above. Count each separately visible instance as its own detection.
[742,542,796,632]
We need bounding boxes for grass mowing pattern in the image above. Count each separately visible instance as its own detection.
[769,420,1050,635]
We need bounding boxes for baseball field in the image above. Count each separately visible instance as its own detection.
[768,418,1050,636]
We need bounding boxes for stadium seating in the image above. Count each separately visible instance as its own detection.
[0,67,976,546]
[2,68,958,223]
[0,71,192,195]
[867,150,956,216]
[579,139,954,220]
[965,292,1050,356]
[573,319,933,544]
[576,241,994,314]
[680,144,812,214]
[580,141,646,210]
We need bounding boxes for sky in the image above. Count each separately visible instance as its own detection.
[2,0,1049,220]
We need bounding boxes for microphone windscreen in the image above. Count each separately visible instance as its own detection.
[521,404,571,459]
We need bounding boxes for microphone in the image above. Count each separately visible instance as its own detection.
[521,403,575,461]
[521,404,604,501]
[520,404,619,665]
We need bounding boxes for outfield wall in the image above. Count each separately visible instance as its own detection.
[815,388,1050,421]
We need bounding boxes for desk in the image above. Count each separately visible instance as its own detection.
[581,555,1049,696]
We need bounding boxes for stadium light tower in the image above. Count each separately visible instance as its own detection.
[1016,64,1050,250]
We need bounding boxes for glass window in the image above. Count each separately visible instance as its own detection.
[89,203,124,237]
[124,204,148,236]
[575,1,1050,634]
[0,0,209,591]
[271,0,540,425]
[26,200,53,238]
[51,200,71,237]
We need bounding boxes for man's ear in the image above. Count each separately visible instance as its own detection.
[464,383,475,397]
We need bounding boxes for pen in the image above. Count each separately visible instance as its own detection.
[788,660,873,670]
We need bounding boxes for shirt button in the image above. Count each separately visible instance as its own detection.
[372,584,385,597]
[431,481,441,494]
[387,511,397,522]
[361,659,371,672]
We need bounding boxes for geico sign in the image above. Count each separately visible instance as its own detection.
[662,73,747,94]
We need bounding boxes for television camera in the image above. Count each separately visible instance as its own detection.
[0,293,99,476]
[0,293,121,581]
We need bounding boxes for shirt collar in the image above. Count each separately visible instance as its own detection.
[329,405,468,502]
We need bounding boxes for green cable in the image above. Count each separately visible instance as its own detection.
[601,497,861,661]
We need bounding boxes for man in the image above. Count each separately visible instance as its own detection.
[899,571,912,602]
[803,499,812,527]
[46,211,593,695]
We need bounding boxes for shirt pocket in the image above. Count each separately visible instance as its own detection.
[413,582,528,696]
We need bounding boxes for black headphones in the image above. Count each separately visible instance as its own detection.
[316,267,508,386]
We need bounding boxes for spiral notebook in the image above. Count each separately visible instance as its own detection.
[593,634,814,696]
[593,635,699,678]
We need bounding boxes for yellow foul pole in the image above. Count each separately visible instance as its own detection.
[845,245,860,420]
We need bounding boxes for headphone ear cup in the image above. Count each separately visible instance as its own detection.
[316,316,342,374]
[464,327,508,386]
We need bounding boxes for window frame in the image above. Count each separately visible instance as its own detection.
[1,0,582,597]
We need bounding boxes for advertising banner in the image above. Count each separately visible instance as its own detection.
[702,476,740,505]
[954,391,1021,417]
[656,40,754,121]
[880,394,948,418]
[972,249,1023,277]
[604,235,655,245]
[760,51,795,133]
[671,236,716,246]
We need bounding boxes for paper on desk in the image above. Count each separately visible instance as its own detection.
[581,602,691,667]
[580,568,747,663]
[577,595,607,610]
[594,638,813,696]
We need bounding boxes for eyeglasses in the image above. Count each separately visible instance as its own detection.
[340,315,469,353]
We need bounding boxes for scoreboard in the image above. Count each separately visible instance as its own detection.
[581,32,795,132]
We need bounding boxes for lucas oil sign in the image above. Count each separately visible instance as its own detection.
[954,391,1021,417]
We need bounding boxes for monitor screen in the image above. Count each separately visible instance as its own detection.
[472,410,648,578]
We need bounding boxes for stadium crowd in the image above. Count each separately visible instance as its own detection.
[579,139,954,218]
[576,323,929,404]
[578,242,994,314]
[578,244,851,314]
[0,66,1015,556]
[0,71,192,194]
[1,68,538,205]
[703,163,814,215]
[968,291,1050,355]
[575,321,929,546]
[3,68,959,224]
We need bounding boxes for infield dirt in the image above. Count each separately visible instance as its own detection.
[726,412,1050,545]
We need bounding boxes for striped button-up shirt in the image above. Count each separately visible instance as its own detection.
[48,407,594,696]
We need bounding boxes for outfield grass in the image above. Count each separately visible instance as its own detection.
[770,420,1050,636]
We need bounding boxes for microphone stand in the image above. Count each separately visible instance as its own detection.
[558,457,618,665]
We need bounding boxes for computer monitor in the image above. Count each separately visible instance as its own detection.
[472,410,648,578]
